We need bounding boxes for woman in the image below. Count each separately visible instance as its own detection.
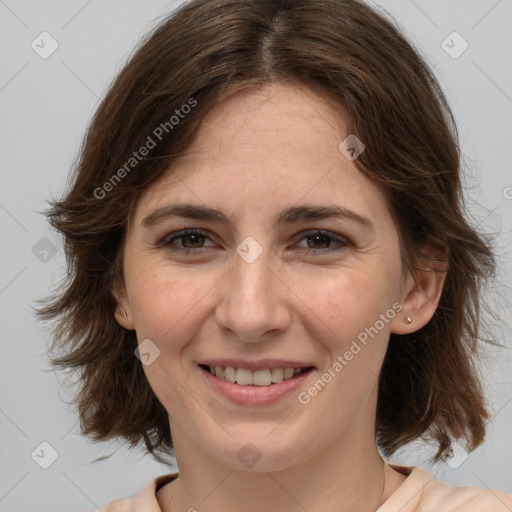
[40,0,512,510]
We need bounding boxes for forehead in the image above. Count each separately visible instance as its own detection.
[132,83,393,231]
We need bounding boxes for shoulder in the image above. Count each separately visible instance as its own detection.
[381,466,512,512]
[422,481,512,511]
[91,473,179,512]
[415,467,512,511]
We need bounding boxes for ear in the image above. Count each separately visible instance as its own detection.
[391,243,448,335]
[112,280,135,330]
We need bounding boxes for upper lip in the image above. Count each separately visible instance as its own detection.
[198,359,315,371]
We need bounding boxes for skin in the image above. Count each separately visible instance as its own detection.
[114,82,446,512]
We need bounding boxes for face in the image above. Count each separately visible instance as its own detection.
[116,82,419,472]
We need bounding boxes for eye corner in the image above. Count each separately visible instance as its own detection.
[292,229,350,253]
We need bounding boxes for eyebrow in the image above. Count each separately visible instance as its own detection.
[142,202,374,232]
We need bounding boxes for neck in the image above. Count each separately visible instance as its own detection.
[157,426,404,512]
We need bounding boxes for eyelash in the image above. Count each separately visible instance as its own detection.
[160,229,349,255]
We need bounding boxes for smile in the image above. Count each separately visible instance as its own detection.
[197,363,316,406]
[200,364,313,386]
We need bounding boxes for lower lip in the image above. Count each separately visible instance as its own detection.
[198,365,314,406]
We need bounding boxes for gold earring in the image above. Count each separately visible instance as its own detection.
[112,291,128,319]
[404,316,412,324]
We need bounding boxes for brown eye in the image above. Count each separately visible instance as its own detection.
[296,230,349,253]
[162,229,215,251]
[306,233,332,249]
[179,233,206,248]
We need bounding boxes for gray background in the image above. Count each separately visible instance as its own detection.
[1,0,511,510]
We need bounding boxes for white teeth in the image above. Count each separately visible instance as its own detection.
[270,367,284,383]
[283,367,295,379]
[224,366,235,383]
[207,365,308,386]
[252,369,272,386]
[236,368,253,385]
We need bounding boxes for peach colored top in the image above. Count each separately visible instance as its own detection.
[95,466,512,511]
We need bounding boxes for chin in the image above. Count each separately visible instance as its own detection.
[210,436,311,473]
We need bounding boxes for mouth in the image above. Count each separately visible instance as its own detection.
[198,363,315,387]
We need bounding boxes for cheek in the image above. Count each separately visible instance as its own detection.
[124,264,212,402]
[124,255,212,342]
[291,265,400,346]
[297,272,396,422]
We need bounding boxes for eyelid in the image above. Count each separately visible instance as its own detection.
[159,228,215,248]
[293,229,350,251]
[159,228,350,254]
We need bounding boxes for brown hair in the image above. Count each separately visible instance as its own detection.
[39,0,495,464]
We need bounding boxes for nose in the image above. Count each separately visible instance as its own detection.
[215,244,291,343]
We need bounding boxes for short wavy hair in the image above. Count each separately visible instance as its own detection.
[39,0,495,464]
